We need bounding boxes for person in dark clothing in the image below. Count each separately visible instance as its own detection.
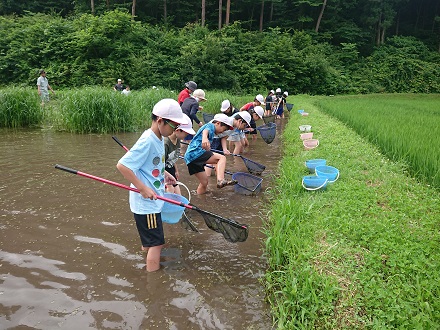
[180,89,206,129]
[114,79,124,91]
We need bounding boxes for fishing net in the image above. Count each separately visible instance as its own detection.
[286,103,294,111]
[231,172,263,195]
[262,114,276,124]
[200,210,249,243]
[202,112,215,123]
[257,122,276,144]
[241,156,266,175]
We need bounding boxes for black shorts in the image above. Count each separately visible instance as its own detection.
[187,151,214,175]
[134,213,165,247]
[166,165,176,178]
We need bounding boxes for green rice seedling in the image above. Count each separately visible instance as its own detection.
[0,87,42,128]
[312,94,440,189]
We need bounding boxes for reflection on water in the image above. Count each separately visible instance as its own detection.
[0,123,284,329]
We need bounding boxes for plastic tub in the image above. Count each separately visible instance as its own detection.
[301,112,309,116]
[300,132,314,140]
[303,139,319,150]
[299,125,312,132]
[161,193,188,224]
[315,165,339,183]
[305,159,327,173]
[302,175,328,191]
[298,109,305,114]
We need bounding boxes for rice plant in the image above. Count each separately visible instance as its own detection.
[313,94,440,189]
[0,87,43,128]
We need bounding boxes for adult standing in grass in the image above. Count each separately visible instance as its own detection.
[178,81,197,105]
[36,70,55,106]
[113,78,124,91]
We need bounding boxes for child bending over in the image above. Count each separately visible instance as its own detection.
[184,114,236,194]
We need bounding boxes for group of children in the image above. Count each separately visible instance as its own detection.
[117,84,282,271]
[265,88,289,119]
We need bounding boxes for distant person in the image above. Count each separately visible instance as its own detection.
[121,85,131,95]
[181,89,206,128]
[36,70,55,105]
[265,90,275,116]
[114,79,124,91]
[178,81,197,105]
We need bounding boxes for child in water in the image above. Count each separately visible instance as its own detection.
[184,114,236,194]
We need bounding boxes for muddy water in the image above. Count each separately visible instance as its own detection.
[0,122,284,329]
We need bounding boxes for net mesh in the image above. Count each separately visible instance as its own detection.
[257,123,276,144]
[202,112,215,123]
[241,157,266,175]
[200,211,248,243]
[263,115,276,124]
[180,210,199,232]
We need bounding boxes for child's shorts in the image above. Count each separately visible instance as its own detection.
[187,150,214,175]
[227,131,243,142]
[134,212,165,247]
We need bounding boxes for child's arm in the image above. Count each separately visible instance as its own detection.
[220,137,231,155]
[201,128,211,151]
[117,162,156,200]
[189,103,202,126]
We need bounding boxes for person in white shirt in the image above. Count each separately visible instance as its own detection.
[36,70,55,105]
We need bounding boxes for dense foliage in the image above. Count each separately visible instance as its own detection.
[1,1,439,53]
[0,11,439,95]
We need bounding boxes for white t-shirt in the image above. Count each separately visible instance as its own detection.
[37,76,49,94]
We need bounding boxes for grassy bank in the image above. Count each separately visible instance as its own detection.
[264,95,440,328]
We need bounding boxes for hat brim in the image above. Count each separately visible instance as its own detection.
[179,127,196,135]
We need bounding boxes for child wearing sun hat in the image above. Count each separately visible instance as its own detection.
[117,98,189,272]
[184,113,236,194]
[163,114,195,194]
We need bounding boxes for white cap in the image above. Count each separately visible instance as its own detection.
[283,91,288,96]
[276,88,281,93]
[213,113,234,129]
[270,90,275,94]
[253,106,264,119]
[192,89,206,100]
[235,111,251,126]
[152,99,189,125]
[255,94,265,104]
[220,99,231,112]
[177,114,196,135]
[118,79,122,81]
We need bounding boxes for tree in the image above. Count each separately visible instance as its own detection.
[315,0,327,32]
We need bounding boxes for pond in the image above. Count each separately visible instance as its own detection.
[0,122,284,329]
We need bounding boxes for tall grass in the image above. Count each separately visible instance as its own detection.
[312,94,440,189]
[0,87,43,127]
[264,96,440,328]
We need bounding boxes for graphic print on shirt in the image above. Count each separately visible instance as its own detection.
[152,156,161,189]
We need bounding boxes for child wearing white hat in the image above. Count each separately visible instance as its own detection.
[226,111,252,154]
[164,114,196,194]
[117,99,189,272]
[239,94,265,141]
[184,114,236,194]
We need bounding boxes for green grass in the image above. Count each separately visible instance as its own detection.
[0,87,43,127]
[0,87,252,132]
[264,95,440,328]
[311,94,440,189]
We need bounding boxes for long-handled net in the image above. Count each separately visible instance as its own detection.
[204,164,262,194]
[55,165,249,243]
[210,148,266,175]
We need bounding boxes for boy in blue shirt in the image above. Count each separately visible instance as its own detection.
[184,114,235,195]
[117,99,189,272]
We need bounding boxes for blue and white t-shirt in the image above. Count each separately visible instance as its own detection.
[184,122,216,164]
[118,129,165,214]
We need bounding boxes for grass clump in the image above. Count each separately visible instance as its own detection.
[264,95,440,328]
[0,87,43,127]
